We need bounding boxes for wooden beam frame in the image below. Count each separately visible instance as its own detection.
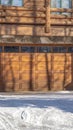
[0,1,73,36]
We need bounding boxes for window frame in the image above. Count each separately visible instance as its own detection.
[1,46,73,53]
[0,0,23,6]
[51,0,72,8]
[51,0,72,15]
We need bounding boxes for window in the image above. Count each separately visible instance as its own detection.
[38,46,67,53]
[38,47,52,53]
[68,47,73,53]
[21,47,35,53]
[51,0,72,15]
[0,47,2,52]
[0,0,23,6]
[4,46,19,52]
[0,46,73,53]
[53,47,67,53]
[37,46,73,53]
[51,0,71,8]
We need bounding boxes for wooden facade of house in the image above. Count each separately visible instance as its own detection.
[0,0,73,92]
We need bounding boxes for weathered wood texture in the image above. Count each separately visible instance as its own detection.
[0,25,73,36]
[72,0,73,16]
[0,9,73,25]
[0,0,73,36]
[45,0,50,33]
[0,52,72,92]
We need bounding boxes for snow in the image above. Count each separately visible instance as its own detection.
[0,92,73,130]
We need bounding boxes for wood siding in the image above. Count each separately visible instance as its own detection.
[0,44,73,92]
[0,0,73,36]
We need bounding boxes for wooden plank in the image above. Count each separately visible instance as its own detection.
[3,63,19,71]
[51,8,73,13]
[21,54,35,61]
[0,16,73,25]
[51,18,73,25]
[4,83,20,92]
[0,6,73,13]
[53,54,65,62]
[0,43,73,47]
[0,25,73,36]
[3,72,19,81]
[45,0,50,33]
[51,14,73,19]
[0,6,45,11]
[53,73,64,90]
[0,17,45,24]
[0,12,73,19]
[2,10,45,17]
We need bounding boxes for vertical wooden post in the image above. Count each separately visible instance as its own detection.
[45,0,51,33]
[72,0,73,16]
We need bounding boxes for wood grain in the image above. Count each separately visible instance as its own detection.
[0,52,72,91]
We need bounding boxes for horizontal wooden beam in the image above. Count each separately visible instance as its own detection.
[51,8,73,13]
[51,18,73,25]
[0,10,45,18]
[0,43,73,47]
[0,25,73,36]
[0,6,73,13]
[0,17,73,25]
[0,6,45,11]
[0,12,73,19]
[0,17,45,24]
[51,14,73,19]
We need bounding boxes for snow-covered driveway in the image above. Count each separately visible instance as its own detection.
[0,92,73,130]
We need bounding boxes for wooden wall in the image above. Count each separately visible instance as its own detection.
[0,0,73,36]
[0,53,72,92]
[0,44,73,92]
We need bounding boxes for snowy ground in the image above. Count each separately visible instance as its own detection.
[0,92,73,130]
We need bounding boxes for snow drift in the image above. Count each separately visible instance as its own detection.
[0,93,73,130]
